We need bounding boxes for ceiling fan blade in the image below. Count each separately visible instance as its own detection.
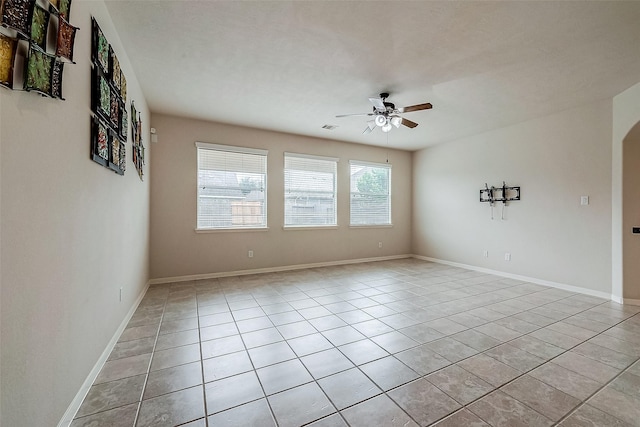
[401,118,419,128]
[399,103,433,113]
[362,126,373,135]
[368,97,386,111]
[336,113,374,118]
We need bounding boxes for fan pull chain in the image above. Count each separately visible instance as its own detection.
[386,131,389,163]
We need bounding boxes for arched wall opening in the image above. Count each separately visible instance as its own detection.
[623,121,640,300]
[613,81,640,304]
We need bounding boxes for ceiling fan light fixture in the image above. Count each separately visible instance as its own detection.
[381,122,392,132]
[390,116,402,128]
[374,114,387,127]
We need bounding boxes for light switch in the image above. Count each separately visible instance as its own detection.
[580,196,589,206]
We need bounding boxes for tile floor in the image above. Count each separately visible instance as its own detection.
[71,259,640,427]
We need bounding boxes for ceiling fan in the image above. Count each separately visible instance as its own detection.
[336,92,432,134]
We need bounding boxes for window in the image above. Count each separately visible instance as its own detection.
[196,142,267,230]
[284,153,337,227]
[350,161,391,226]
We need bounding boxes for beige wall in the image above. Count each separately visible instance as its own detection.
[0,2,150,425]
[149,114,412,280]
[623,122,640,300]
[412,102,613,295]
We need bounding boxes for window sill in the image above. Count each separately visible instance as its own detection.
[282,225,339,231]
[349,224,393,229]
[195,227,269,233]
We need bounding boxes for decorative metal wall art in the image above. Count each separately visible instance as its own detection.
[90,17,128,176]
[130,101,144,180]
[1,0,34,38]
[0,32,17,88]
[0,0,78,98]
[25,45,52,93]
[29,3,47,49]
[91,18,108,72]
[55,17,77,62]
[120,71,126,100]
[56,0,70,20]
[91,117,110,167]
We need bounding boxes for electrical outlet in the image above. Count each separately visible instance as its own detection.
[580,196,589,206]
[378,242,383,248]
[504,252,511,261]
[483,250,488,258]
[248,250,254,258]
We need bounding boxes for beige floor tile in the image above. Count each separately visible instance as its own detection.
[559,404,633,427]
[501,375,581,421]
[432,408,490,426]
[425,337,478,362]
[137,386,204,427]
[268,382,336,427]
[457,354,521,387]
[609,371,640,400]
[71,403,138,427]
[468,390,554,427]
[155,328,200,351]
[204,371,264,414]
[95,353,151,384]
[589,386,640,426]
[528,362,602,401]
[107,337,155,361]
[360,356,419,391]
[317,367,381,409]
[484,343,546,372]
[572,342,637,369]
[388,378,461,425]
[256,359,313,395]
[306,414,348,427]
[145,361,203,399]
[509,334,566,360]
[207,398,276,427]
[553,351,621,383]
[342,394,418,427]
[426,364,494,405]
[151,343,201,371]
[202,350,252,382]
[75,375,145,418]
[395,344,451,375]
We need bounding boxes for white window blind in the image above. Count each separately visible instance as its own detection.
[350,161,391,226]
[196,142,267,230]
[284,153,337,226]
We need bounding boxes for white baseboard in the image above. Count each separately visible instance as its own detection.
[413,255,613,301]
[57,280,151,427]
[148,254,413,285]
[612,295,624,304]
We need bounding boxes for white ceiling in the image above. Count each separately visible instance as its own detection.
[104,1,640,151]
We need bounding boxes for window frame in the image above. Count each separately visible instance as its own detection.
[349,160,392,227]
[283,152,338,229]
[195,141,268,232]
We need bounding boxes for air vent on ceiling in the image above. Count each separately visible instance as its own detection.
[322,124,338,130]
